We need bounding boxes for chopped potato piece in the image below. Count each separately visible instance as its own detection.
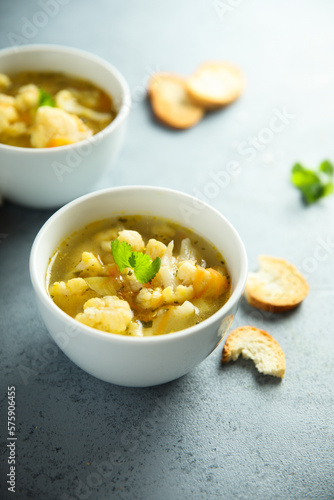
[152,301,196,335]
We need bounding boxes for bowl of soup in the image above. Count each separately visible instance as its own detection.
[30,186,248,386]
[0,44,131,208]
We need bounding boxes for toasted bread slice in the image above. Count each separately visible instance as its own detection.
[148,73,204,129]
[186,61,244,109]
[222,326,285,378]
[245,255,309,313]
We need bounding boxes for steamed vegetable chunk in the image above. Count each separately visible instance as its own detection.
[31,106,93,148]
[48,216,231,336]
[0,71,115,148]
[76,296,133,333]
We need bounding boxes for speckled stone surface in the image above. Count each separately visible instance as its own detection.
[1,1,334,499]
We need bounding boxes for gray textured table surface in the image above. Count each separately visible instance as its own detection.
[1,1,334,499]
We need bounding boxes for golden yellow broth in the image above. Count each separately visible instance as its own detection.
[48,216,231,334]
[0,71,116,147]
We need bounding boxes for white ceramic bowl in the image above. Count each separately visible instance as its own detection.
[30,186,248,387]
[0,44,131,208]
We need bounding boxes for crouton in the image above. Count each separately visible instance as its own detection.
[186,61,244,109]
[148,73,204,129]
[222,326,285,378]
[245,255,309,313]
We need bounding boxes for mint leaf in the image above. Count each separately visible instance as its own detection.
[291,161,334,204]
[110,239,132,271]
[38,88,55,107]
[111,239,161,283]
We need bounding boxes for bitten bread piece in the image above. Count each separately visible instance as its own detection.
[245,255,309,313]
[186,61,244,109]
[148,73,204,129]
[222,326,285,378]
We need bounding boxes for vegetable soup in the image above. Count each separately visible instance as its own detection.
[0,71,116,148]
[48,216,231,336]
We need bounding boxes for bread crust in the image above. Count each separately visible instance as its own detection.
[245,255,309,313]
[148,73,204,129]
[186,61,244,109]
[222,325,285,378]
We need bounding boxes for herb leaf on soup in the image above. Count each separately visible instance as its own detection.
[111,239,161,283]
[291,160,334,204]
[110,239,133,272]
[38,88,55,107]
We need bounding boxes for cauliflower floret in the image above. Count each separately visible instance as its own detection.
[136,287,163,309]
[162,285,194,304]
[177,261,197,285]
[73,252,104,277]
[75,296,133,333]
[0,73,11,90]
[5,121,28,137]
[128,320,144,337]
[0,94,15,106]
[145,238,167,260]
[118,230,145,252]
[49,277,95,316]
[0,94,19,132]
[94,227,122,253]
[55,89,111,122]
[30,106,93,148]
[15,84,39,111]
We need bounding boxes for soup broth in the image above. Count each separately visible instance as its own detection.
[48,216,231,336]
[0,71,116,148]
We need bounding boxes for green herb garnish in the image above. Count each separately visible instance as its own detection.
[38,88,55,107]
[111,239,161,284]
[291,160,334,204]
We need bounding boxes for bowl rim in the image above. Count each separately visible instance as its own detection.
[30,185,248,345]
[0,43,131,153]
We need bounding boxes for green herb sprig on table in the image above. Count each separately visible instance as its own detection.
[111,239,161,284]
[291,160,334,204]
[38,88,55,107]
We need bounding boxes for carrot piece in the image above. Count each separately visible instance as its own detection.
[47,137,73,148]
[155,308,172,335]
